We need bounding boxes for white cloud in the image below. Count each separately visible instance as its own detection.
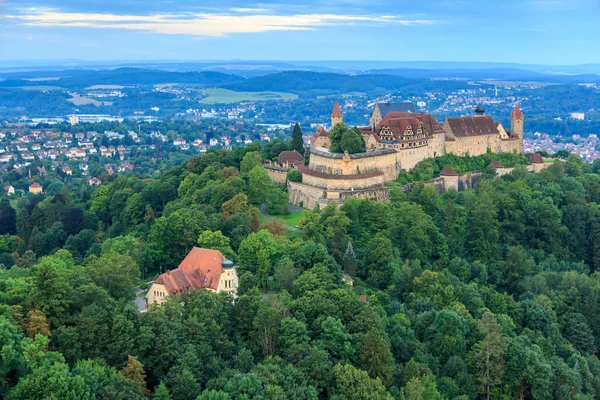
[5,9,436,36]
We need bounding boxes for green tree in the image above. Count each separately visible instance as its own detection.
[197,230,236,261]
[358,328,394,387]
[469,313,507,400]
[153,382,172,400]
[290,123,305,155]
[265,188,289,216]
[248,166,272,205]
[330,364,392,400]
[241,152,263,174]
[87,254,140,300]
[340,127,366,154]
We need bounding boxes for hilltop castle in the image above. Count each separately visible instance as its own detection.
[278,101,525,209]
[314,101,524,171]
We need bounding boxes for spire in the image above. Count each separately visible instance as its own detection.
[511,104,524,119]
[331,102,342,118]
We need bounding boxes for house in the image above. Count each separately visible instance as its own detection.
[146,248,239,308]
[88,177,102,186]
[62,166,72,175]
[4,185,15,196]
[0,154,16,163]
[29,182,43,194]
[22,152,35,161]
[174,138,186,146]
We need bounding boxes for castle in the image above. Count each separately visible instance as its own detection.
[278,102,525,209]
[316,101,524,171]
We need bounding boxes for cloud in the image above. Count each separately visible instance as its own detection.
[5,8,436,36]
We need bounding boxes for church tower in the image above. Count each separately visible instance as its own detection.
[510,104,525,153]
[331,102,343,128]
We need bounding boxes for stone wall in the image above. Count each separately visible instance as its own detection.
[428,133,445,159]
[301,169,385,191]
[264,165,288,185]
[308,148,399,182]
[288,181,391,209]
[445,134,500,157]
[500,139,522,154]
[288,182,326,209]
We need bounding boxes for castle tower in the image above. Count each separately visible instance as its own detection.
[331,102,343,128]
[510,105,524,138]
[510,105,525,153]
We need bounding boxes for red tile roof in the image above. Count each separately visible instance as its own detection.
[155,248,226,294]
[310,126,329,143]
[331,102,342,118]
[530,154,543,164]
[278,150,304,165]
[490,160,505,169]
[511,105,524,119]
[445,116,499,137]
[440,167,458,176]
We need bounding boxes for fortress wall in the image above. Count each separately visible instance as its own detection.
[500,139,522,154]
[445,135,499,157]
[264,165,288,185]
[308,149,399,182]
[428,133,446,159]
[288,182,325,209]
[395,144,431,171]
[302,172,385,191]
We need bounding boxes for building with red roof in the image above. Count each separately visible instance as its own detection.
[146,248,238,308]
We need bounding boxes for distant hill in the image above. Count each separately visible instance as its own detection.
[220,71,477,96]
[0,68,244,89]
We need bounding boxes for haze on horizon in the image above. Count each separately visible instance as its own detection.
[0,0,599,65]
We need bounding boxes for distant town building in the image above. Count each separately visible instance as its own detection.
[29,182,42,194]
[571,112,585,120]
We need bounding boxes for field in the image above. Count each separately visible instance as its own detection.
[199,88,298,104]
[17,86,64,91]
[67,93,113,106]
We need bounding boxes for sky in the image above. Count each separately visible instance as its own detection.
[0,0,600,65]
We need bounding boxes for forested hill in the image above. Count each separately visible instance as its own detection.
[0,68,244,89]
[222,71,472,96]
[2,147,600,399]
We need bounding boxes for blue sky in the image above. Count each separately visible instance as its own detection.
[1,0,599,64]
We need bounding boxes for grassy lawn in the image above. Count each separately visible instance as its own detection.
[199,88,298,104]
[272,211,304,227]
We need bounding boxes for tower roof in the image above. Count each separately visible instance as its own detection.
[331,102,342,118]
[511,104,524,119]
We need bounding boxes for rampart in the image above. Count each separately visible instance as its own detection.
[308,148,399,182]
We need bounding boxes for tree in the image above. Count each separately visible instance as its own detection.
[469,313,507,400]
[253,306,281,358]
[330,364,392,400]
[197,390,231,400]
[153,382,172,400]
[0,200,17,235]
[120,355,149,395]
[319,317,354,363]
[248,166,271,205]
[197,230,236,261]
[87,254,140,300]
[358,328,394,387]
[290,123,305,155]
[240,152,263,174]
[265,187,289,216]
[565,153,584,177]
[287,169,302,183]
[26,309,51,339]
[340,128,366,154]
